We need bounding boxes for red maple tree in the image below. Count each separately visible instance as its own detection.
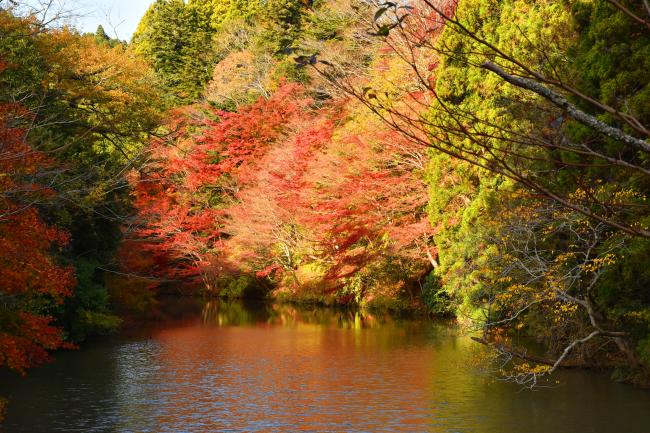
[0,101,75,374]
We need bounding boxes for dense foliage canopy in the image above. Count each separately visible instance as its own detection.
[0,5,163,373]
[1,0,649,390]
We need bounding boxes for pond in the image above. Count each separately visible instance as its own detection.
[1,299,650,432]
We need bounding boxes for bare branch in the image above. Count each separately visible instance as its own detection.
[481,62,650,154]
[606,0,650,30]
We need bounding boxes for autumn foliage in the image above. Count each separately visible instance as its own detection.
[0,102,75,374]
[0,0,647,388]
[0,8,162,375]
[131,60,434,305]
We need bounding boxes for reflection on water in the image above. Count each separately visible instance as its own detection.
[200,300,421,329]
[2,299,650,433]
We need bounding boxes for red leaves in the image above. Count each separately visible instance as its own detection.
[0,102,75,373]
[188,83,310,188]
[130,84,311,283]
[298,118,432,287]
[256,264,282,278]
[0,312,77,376]
[0,208,75,300]
[131,78,434,301]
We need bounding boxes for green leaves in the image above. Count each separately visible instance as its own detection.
[132,0,216,102]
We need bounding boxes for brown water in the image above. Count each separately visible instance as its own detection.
[1,299,650,432]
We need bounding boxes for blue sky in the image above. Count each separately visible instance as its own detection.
[68,0,153,40]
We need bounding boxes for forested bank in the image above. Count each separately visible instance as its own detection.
[1,0,649,394]
[0,1,166,384]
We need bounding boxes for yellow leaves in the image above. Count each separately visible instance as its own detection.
[495,283,539,307]
[570,184,646,207]
[554,251,577,264]
[581,253,617,273]
[205,50,274,107]
[611,188,647,205]
[513,362,551,376]
[551,301,579,324]
[568,187,588,201]
[557,303,578,313]
[39,30,160,110]
[623,309,650,324]
[542,224,555,235]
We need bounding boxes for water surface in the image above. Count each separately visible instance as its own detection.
[2,299,650,432]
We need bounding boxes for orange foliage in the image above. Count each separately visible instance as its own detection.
[0,102,75,374]
[130,85,311,285]
[131,76,432,301]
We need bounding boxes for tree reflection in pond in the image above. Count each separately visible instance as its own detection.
[1,299,649,433]
[200,300,414,329]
